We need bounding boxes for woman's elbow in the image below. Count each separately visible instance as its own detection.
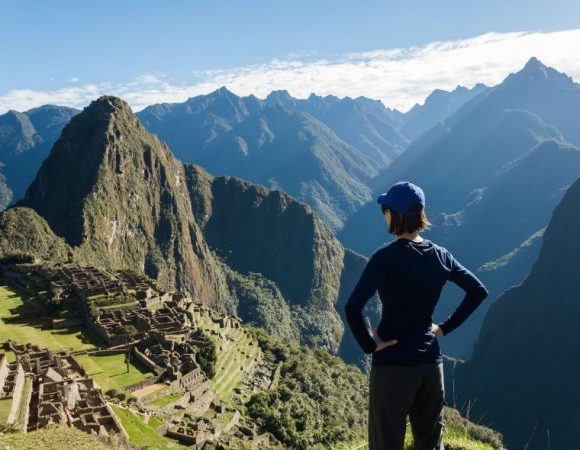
[477,285,489,300]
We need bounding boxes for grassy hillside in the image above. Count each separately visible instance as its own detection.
[0,425,118,450]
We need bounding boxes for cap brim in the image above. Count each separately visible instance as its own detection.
[376,193,388,205]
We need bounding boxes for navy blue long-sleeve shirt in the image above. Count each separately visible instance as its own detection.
[344,237,489,365]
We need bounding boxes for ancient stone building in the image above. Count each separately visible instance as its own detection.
[3,341,126,440]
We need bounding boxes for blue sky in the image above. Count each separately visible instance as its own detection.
[1,0,579,112]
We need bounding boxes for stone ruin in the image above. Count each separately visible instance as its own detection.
[2,341,126,441]
[135,330,206,386]
[165,402,277,449]
[92,295,195,345]
[0,262,158,309]
[166,404,242,448]
[0,353,28,427]
[0,262,201,346]
[130,330,215,413]
[0,262,277,447]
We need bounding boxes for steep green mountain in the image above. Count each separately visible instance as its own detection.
[185,164,347,351]
[401,83,488,141]
[339,58,580,358]
[0,105,79,209]
[137,88,382,232]
[0,207,71,262]
[19,96,229,306]
[455,176,580,450]
[1,95,365,354]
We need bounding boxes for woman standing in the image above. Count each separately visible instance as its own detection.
[344,181,489,450]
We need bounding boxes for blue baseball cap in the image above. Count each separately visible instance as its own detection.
[376,181,425,215]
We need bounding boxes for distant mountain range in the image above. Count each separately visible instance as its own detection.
[0,96,379,368]
[339,57,580,358]
[136,85,485,231]
[0,85,485,233]
[0,105,79,209]
[455,175,580,450]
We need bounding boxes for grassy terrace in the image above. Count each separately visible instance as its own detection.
[110,405,183,449]
[0,285,95,353]
[191,308,261,399]
[75,353,153,393]
[15,376,33,429]
[0,285,154,394]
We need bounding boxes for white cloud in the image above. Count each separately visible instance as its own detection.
[2,28,580,114]
[67,77,80,83]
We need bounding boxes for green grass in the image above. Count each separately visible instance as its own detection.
[0,425,116,449]
[0,398,13,423]
[111,405,182,449]
[333,424,498,450]
[0,285,96,353]
[0,285,37,319]
[405,423,497,449]
[149,392,182,407]
[148,415,164,429]
[74,353,154,392]
[15,376,33,429]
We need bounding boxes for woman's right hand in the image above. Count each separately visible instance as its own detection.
[372,328,398,352]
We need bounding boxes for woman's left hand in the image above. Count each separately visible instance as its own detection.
[431,323,444,336]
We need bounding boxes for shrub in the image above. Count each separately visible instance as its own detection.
[0,252,36,265]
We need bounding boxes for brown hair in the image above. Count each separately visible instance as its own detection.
[381,203,432,236]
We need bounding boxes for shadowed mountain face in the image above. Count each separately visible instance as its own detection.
[0,105,79,209]
[339,58,580,358]
[2,95,372,356]
[456,176,580,450]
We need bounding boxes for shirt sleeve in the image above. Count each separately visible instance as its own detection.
[438,250,489,336]
[344,251,385,354]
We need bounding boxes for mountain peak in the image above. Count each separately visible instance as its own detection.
[86,95,132,114]
[522,56,545,71]
[215,85,236,96]
[0,109,38,156]
[267,89,291,98]
[519,56,550,78]
[265,89,294,106]
[506,57,576,89]
[20,93,174,247]
[25,104,80,115]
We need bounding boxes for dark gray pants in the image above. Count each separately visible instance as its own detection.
[369,363,445,450]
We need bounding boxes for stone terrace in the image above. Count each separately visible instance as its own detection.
[4,340,126,441]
